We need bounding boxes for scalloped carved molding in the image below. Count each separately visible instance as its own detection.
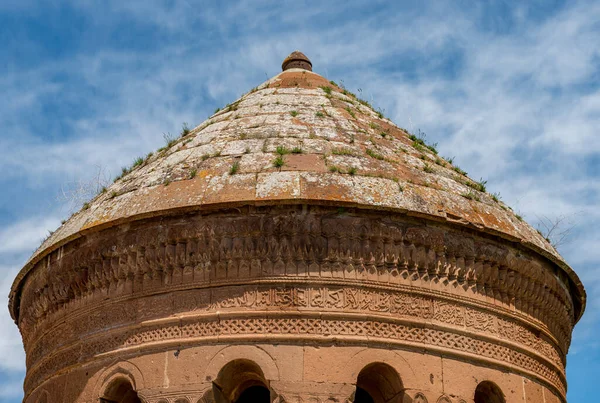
[15,207,574,401]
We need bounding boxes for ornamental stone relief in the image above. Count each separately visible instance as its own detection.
[18,209,573,353]
[24,284,564,376]
[14,208,574,400]
[139,391,473,403]
[25,313,566,397]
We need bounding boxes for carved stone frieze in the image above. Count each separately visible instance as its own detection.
[24,284,564,376]
[25,311,566,398]
[18,208,574,351]
[14,207,576,402]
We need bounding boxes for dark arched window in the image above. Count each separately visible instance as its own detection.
[213,359,270,403]
[236,385,270,402]
[100,377,142,403]
[474,381,505,403]
[354,362,404,403]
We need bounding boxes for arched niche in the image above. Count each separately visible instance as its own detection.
[204,345,279,383]
[341,348,416,387]
[92,360,146,402]
[353,362,404,403]
[213,359,271,403]
[474,381,505,403]
[100,377,142,403]
[413,393,428,403]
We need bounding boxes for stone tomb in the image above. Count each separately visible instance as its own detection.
[9,52,585,403]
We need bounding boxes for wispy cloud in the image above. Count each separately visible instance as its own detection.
[0,217,61,255]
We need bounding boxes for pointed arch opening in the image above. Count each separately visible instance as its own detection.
[213,359,271,403]
[354,362,404,403]
[100,377,142,403]
[474,381,505,403]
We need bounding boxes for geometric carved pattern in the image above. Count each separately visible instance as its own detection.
[28,286,564,378]
[15,207,574,401]
[26,312,566,398]
[209,286,564,369]
[25,285,564,375]
[18,208,574,352]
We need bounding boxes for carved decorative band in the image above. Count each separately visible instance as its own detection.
[24,284,564,375]
[25,312,566,398]
[209,286,565,369]
[20,209,574,354]
[18,207,575,403]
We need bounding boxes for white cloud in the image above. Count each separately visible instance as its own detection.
[0,264,26,373]
[0,217,62,255]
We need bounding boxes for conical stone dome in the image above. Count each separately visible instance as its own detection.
[11,53,584,318]
[9,52,585,403]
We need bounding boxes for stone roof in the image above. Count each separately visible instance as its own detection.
[9,52,585,321]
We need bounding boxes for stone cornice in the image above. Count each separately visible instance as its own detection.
[9,201,586,326]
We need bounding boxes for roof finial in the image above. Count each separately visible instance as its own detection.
[282,51,312,72]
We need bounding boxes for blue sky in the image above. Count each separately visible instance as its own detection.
[0,0,599,401]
